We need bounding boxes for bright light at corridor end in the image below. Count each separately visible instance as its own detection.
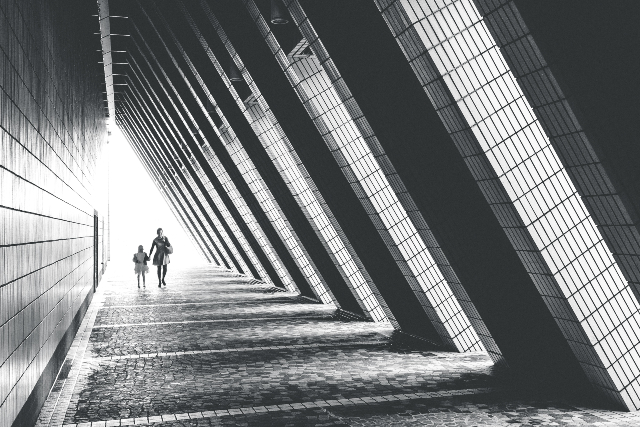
[107,126,205,269]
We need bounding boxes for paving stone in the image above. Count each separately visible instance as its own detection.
[87,318,391,357]
[94,304,331,327]
[37,265,640,427]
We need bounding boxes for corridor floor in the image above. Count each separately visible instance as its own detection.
[35,266,640,426]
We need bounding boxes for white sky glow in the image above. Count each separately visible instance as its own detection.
[107,126,204,276]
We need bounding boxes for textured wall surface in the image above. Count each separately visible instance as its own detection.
[0,0,109,425]
[376,0,640,410]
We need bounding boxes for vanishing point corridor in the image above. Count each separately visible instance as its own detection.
[4,1,640,425]
[34,267,640,426]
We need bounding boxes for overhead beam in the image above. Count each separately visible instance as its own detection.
[96,0,115,119]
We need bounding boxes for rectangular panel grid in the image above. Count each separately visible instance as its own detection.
[177,1,342,306]
[0,0,108,424]
[193,0,391,323]
[245,101,387,322]
[380,0,640,410]
[245,0,492,355]
[122,82,233,270]
[202,144,295,286]
[129,9,274,282]
[148,8,298,290]
[472,0,640,310]
[126,32,252,278]
[188,155,265,278]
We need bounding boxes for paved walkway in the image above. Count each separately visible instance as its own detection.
[35,265,640,426]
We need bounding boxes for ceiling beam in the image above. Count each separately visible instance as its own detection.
[97,0,115,119]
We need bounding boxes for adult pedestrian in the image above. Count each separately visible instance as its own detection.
[149,227,171,287]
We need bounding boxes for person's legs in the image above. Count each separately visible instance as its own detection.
[162,265,168,286]
[137,272,140,288]
[157,265,162,287]
[142,270,146,287]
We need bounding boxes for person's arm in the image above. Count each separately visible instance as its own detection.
[149,240,156,257]
[165,236,170,247]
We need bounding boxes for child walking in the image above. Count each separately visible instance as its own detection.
[133,245,150,288]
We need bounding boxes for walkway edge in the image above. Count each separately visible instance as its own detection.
[59,387,502,427]
[36,286,106,427]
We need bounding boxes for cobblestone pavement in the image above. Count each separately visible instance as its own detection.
[36,265,640,426]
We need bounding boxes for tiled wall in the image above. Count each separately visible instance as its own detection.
[377,0,640,410]
[0,0,109,424]
[137,2,297,289]
[474,0,640,317]
[195,0,405,321]
[127,12,264,280]
[255,0,495,357]
[176,1,345,307]
[126,47,240,273]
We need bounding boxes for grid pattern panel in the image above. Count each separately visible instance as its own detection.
[291,53,483,352]
[472,0,640,308]
[169,1,331,300]
[0,0,108,424]
[264,0,498,355]
[244,99,386,321]
[128,23,257,278]
[133,5,280,284]
[197,0,390,321]
[162,19,302,291]
[190,154,265,278]
[202,144,294,287]
[127,40,236,271]
[378,0,640,410]
[123,73,233,270]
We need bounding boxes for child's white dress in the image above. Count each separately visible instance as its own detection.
[134,252,150,274]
